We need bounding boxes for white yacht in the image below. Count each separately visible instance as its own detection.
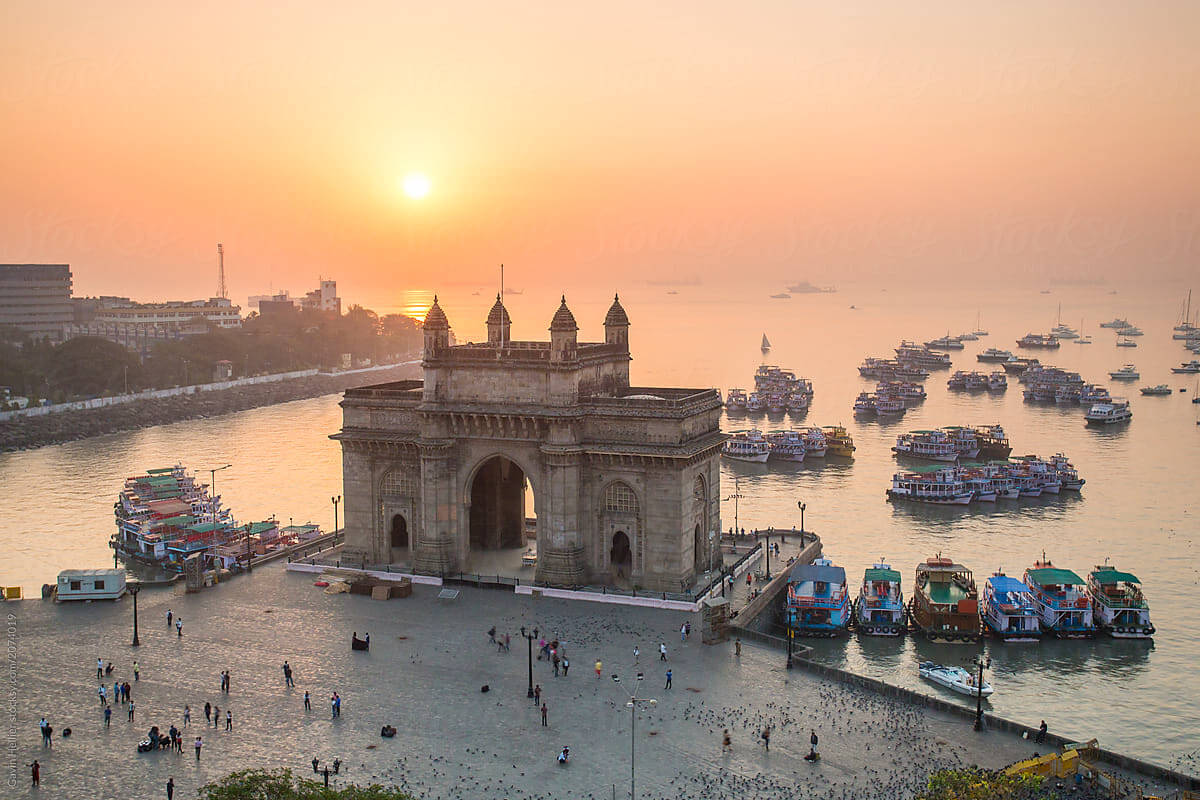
[800,427,828,457]
[1116,336,1137,348]
[722,430,770,462]
[977,348,1013,363]
[1099,318,1130,329]
[1109,364,1140,380]
[1171,360,1200,374]
[887,468,974,505]
[981,572,1041,641]
[1085,399,1132,425]
[919,662,993,697]
[892,431,959,462]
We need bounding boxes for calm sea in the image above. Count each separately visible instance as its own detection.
[2,281,1197,771]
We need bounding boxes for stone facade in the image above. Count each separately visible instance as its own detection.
[333,294,725,592]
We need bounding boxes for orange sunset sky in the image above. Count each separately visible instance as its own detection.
[2,1,1198,303]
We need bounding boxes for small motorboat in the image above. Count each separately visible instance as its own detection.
[352,633,370,651]
[918,661,993,697]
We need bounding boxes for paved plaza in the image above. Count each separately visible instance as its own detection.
[11,562,1049,800]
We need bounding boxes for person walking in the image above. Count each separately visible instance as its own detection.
[761,726,771,751]
[183,705,190,727]
[659,643,668,661]
[204,702,211,724]
[735,638,742,657]
[283,661,294,687]
[123,681,131,703]
[562,656,569,676]
[533,685,542,706]
[552,655,560,677]
[722,729,732,752]
[133,661,139,681]
[40,718,51,746]
[540,702,548,726]
[212,705,219,728]
[114,680,120,703]
[1037,720,1047,743]
[176,617,183,637]
[29,760,39,787]
[807,729,818,759]
[680,623,687,642]
[194,736,202,760]
[304,690,311,711]
[225,710,232,731]
[664,669,673,690]
[595,659,602,678]
[166,609,172,627]
[503,633,510,653]
[97,657,104,679]
[167,777,175,800]
[128,700,135,722]
[488,626,496,644]
[104,705,111,727]
[633,645,640,664]
[98,685,107,705]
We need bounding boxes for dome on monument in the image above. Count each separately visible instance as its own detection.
[487,294,511,326]
[423,296,449,330]
[604,293,629,327]
[549,295,578,331]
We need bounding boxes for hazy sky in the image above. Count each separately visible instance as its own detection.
[2,1,1198,304]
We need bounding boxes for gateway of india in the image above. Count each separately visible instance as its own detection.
[333,293,725,591]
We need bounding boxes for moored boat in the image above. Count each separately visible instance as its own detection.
[892,430,959,462]
[724,388,748,411]
[987,372,1008,392]
[1109,364,1139,380]
[977,347,1013,363]
[765,430,806,462]
[1140,385,1172,396]
[721,430,770,462]
[1017,333,1061,349]
[925,334,965,350]
[854,563,905,636]
[980,572,1041,641]
[910,557,981,641]
[919,662,993,697]
[887,467,973,505]
[1171,360,1200,374]
[821,425,856,458]
[785,558,851,637]
[1024,557,1096,638]
[1088,565,1154,639]
[1085,399,1132,425]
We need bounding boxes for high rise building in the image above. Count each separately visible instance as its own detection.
[0,264,73,340]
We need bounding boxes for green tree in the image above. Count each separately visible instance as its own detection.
[916,767,1048,800]
[48,336,141,398]
[199,769,416,800]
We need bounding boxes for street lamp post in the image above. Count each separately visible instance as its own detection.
[128,583,141,647]
[331,495,342,534]
[797,500,807,545]
[723,477,743,541]
[763,529,771,580]
[624,673,657,800]
[208,464,232,527]
[520,626,538,698]
[245,523,253,573]
[970,652,992,731]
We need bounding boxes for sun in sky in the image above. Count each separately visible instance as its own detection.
[402,173,431,199]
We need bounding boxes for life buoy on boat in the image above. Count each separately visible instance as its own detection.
[314,581,329,587]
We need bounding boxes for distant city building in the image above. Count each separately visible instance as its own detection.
[0,264,73,340]
[63,296,241,356]
[248,280,340,316]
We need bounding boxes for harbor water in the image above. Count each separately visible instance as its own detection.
[2,281,1198,772]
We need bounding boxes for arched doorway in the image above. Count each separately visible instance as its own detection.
[390,514,408,549]
[469,456,527,550]
[611,531,632,578]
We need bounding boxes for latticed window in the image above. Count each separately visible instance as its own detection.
[604,481,639,513]
[380,466,417,498]
[693,475,706,502]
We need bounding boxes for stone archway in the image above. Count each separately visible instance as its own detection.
[611,531,632,578]
[390,514,409,549]
[468,456,527,551]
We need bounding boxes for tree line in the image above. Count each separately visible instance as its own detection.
[0,306,421,406]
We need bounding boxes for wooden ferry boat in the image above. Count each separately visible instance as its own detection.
[909,556,980,641]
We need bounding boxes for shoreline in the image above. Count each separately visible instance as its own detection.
[0,363,419,453]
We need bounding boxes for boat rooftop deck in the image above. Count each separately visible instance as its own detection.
[928,582,968,605]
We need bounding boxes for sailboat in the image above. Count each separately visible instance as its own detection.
[761,334,771,354]
[1174,290,1198,338]
[973,311,988,337]
[1051,303,1078,339]
[1074,318,1092,344]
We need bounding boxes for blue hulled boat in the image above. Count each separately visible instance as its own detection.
[786,558,850,637]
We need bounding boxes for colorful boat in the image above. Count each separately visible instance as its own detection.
[785,558,851,637]
[980,572,1041,641]
[821,425,856,458]
[910,557,981,641]
[765,430,806,462]
[1087,565,1154,639]
[854,563,905,636]
[1024,557,1096,638]
[887,467,974,505]
[721,430,770,462]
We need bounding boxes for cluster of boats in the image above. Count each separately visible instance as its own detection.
[891,424,1012,462]
[722,426,855,463]
[784,554,1153,643]
[725,365,815,414]
[946,370,1007,392]
[111,465,320,572]
[1010,362,1135,424]
[887,453,1084,505]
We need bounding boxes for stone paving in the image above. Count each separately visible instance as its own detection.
[11,562,1053,800]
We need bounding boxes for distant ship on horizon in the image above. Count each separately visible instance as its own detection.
[787,280,836,294]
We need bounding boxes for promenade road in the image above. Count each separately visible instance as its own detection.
[9,565,1071,800]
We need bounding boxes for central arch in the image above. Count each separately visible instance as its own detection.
[468,456,528,550]
[611,531,632,577]
[390,514,408,549]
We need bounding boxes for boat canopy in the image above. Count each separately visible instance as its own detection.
[864,567,900,582]
[1026,567,1084,585]
[1091,568,1140,584]
[790,563,846,584]
[987,575,1029,594]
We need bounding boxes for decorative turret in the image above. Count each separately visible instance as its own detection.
[486,294,511,345]
[549,295,578,362]
[604,292,629,350]
[423,295,451,358]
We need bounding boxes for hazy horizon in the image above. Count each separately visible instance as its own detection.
[3,1,1198,302]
